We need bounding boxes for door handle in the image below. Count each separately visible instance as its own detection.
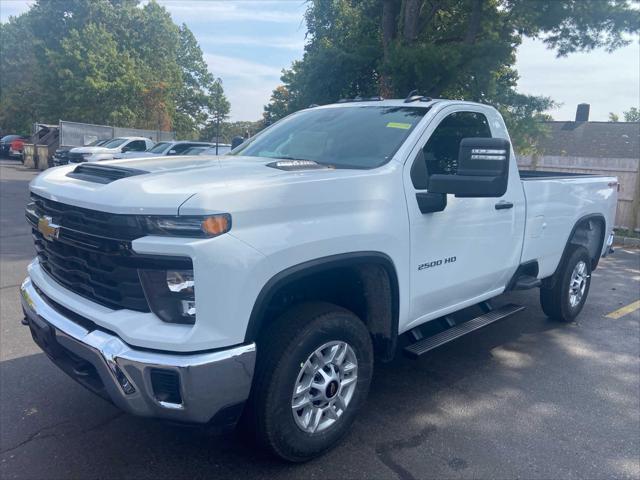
[495,201,514,210]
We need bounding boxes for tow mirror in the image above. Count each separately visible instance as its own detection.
[428,138,510,197]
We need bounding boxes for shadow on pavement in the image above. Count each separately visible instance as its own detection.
[1,290,638,480]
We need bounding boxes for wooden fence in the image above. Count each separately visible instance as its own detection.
[518,155,640,231]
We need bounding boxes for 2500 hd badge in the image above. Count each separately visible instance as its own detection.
[418,256,457,271]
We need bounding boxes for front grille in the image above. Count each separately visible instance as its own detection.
[53,150,70,165]
[32,194,144,241]
[33,230,150,311]
[29,194,192,312]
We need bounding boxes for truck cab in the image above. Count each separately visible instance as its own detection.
[21,98,617,462]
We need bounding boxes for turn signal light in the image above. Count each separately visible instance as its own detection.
[201,215,231,236]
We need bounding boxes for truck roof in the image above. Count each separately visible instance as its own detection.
[313,98,488,110]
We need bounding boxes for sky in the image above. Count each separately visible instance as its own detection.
[1,0,639,122]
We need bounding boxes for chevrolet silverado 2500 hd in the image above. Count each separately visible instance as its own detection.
[21,98,617,461]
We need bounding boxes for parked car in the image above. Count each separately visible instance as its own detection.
[52,139,110,167]
[68,136,153,163]
[116,140,213,159]
[179,144,232,156]
[0,135,27,157]
[8,137,28,159]
[22,98,617,462]
[181,146,209,155]
[196,144,232,155]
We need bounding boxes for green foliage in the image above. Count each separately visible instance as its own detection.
[607,107,640,122]
[50,23,142,126]
[200,120,264,143]
[0,0,228,139]
[623,107,640,122]
[174,25,230,139]
[198,78,232,141]
[263,85,294,125]
[264,0,638,152]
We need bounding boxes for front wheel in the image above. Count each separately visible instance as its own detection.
[245,302,373,462]
[540,245,592,322]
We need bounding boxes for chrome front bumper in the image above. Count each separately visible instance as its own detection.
[20,276,256,424]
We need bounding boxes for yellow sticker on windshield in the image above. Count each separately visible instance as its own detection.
[387,122,411,130]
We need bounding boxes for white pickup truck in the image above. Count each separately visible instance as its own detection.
[67,136,154,163]
[21,98,616,461]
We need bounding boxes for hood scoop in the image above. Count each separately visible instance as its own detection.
[66,163,148,184]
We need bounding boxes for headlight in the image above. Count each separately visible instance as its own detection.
[143,214,231,238]
[139,268,196,324]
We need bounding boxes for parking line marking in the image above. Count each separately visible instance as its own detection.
[606,300,640,319]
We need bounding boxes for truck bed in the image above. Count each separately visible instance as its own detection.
[519,169,599,180]
[519,172,618,280]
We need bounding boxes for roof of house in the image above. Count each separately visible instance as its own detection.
[539,121,640,159]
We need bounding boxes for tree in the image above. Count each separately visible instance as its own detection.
[264,0,639,152]
[263,85,294,125]
[0,16,41,134]
[607,107,640,122]
[0,0,228,139]
[623,107,640,122]
[173,24,227,139]
[199,78,231,142]
[200,120,263,144]
[48,22,143,126]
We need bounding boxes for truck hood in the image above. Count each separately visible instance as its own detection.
[29,155,365,216]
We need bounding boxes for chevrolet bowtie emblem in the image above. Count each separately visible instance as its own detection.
[38,215,60,241]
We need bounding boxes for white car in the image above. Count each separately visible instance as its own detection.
[22,98,617,461]
[68,136,154,162]
[196,144,232,155]
[116,140,214,159]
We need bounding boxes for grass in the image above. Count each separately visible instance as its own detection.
[614,228,640,239]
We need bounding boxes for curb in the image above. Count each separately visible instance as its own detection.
[613,236,640,248]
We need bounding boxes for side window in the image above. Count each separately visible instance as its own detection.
[411,111,491,189]
[172,143,198,155]
[127,140,147,152]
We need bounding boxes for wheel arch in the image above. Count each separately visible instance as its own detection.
[566,213,607,271]
[543,213,606,288]
[245,251,400,362]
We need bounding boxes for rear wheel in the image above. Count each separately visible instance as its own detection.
[245,302,373,462]
[540,245,592,322]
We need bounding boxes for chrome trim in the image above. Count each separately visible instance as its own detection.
[20,276,256,424]
[602,232,615,257]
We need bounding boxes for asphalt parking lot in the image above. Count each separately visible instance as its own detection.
[1,159,639,479]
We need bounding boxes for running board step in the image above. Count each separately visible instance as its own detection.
[404,303,525,358]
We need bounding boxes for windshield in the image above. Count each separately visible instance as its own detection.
[102,138,127,148]
[232,106,428,169]
[148,142,171,154]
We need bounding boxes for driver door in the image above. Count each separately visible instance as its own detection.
[402,106,525,331]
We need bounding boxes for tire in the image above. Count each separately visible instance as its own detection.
[540,245,592,322]
[245,302,373,462]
